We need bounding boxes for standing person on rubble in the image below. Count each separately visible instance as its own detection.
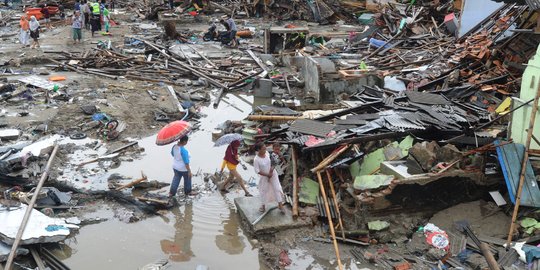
[19,15,30,48]
[29,16,40,49]
[170,136,197,198]
[81,0,91,30]
[90,1,101,30]
[40,4,52,30]
[89,1,100,37]
[102,5,110,33]
[253,143,285,214]
[270,142,287,180]
[71,10,83,44]
[219,140,252,197]
[221,14,237,47]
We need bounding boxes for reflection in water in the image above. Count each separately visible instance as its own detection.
[160,205,194,262]
[49,242,74,260]
[215,208,245,255]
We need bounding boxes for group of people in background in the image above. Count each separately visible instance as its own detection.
[18,0,113,47]
[74,0,113,39]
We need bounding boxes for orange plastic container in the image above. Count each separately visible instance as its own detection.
[26,8,43,20]
[25,6,59,20]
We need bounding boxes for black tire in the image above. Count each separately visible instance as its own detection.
[105,120,119,130]
[70,133,87,140]
[107,130,120,140]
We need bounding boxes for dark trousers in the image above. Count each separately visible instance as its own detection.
[84,12,90,29]
[230,30,237,45]
[170,169,191,196]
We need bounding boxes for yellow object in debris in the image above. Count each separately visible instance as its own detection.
[496,97,512,115]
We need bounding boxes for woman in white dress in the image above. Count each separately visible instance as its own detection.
[253,143,285,214]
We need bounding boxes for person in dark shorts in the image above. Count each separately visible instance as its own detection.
[29,16,40,49]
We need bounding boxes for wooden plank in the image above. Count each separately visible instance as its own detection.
[495,141,540,207]
[30,248,46,270]
[116,172,147,190]
[167,85,186,113]
[246,49,269,77]
[292,147,299,218]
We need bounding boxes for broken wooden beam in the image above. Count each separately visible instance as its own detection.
[116,171,148,190]
[246,49,269,77]
[166,85,186,113]
[137,197,170,205]
[311,145,350,173]
[247,115,303,121]
[292,146,299,219]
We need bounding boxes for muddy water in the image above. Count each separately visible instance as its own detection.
[59,94,269,269]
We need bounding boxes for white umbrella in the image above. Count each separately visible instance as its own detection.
[214,133,243,147]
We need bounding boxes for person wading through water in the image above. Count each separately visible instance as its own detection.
[219,140,252,197]
[169,135,198,198]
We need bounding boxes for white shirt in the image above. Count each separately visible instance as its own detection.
[171,145,190,172]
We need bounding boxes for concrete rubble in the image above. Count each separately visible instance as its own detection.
[0,205,78,246]
[1,0,540,269]
[0,242,27,263]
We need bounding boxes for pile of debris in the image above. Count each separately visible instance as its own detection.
[208,1,540,269]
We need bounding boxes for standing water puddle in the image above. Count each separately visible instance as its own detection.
[58,94,266,269]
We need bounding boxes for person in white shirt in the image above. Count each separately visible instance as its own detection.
[170,136,197,197]
[253,143,285,214]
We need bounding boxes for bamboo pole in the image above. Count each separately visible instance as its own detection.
[311,145,350,173]
[5,144,60,270]
[316,171,343,270]
[291,146,299,218]
[325,170,345,239]
[246,115,304,121]
[506,83,540,248]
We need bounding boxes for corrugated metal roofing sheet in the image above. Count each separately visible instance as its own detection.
[526,0,540,10]
[290,119,335,137]
[406,91,450,105]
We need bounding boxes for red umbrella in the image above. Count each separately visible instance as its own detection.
[155,121,191,146]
